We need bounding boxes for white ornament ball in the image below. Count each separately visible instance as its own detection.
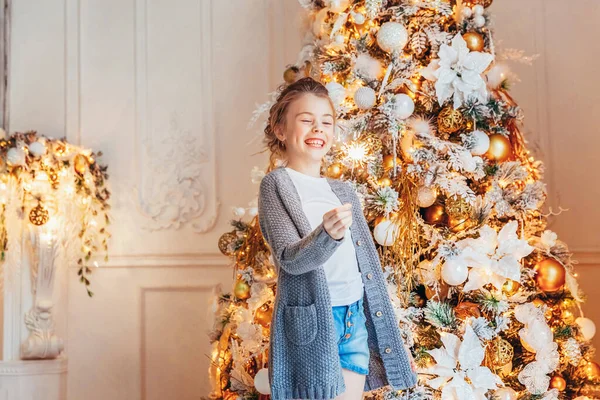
[28,141,47,157]
[393,94,415,120]
[461,7,473,18]
[247,207,258,218]
[494,387,518,400]
[374,220,400,246]
[487,63,510,89]
[441,257,468,286]
[328,0,350,13]
[326,82,346,106]
[417,186,437,208]
[473,15,486,28]
[469,130,490,155]
[254,368,271,394]
[6,147,25,166]
[377,22,408,53]
[576,317,597,340]
[354,86,376,110]
[232,207,246,218]
[473,5,485,16]
[334,34,345,44]
[352,12,366,25]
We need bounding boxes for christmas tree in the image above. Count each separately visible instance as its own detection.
[207,1,600,399]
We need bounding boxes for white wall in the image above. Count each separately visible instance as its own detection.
[6,0,600,399]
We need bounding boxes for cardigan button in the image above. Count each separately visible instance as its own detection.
[356,240,362,246]
[366,273,373,280]
[376,311,383,317]
[385,347,392,354]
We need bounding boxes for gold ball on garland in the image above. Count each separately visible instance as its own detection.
[534,258,566,292]
[463,32,485,52]
[218,231,237,256]
[283,66,299,84]
[583,361,600,380]
[255,303,273,328]
[29,203,50,226]
[74,154,89,175]
[234,279,251,300]
[382,154,402,171]
[455,301,481,320]
[378,177,392,187]
[327,163,343,179]
[422,204,447,226]
[549,375,567,391]
[502,279,521,296]
[485,134,512,162]
[437,106,466,134]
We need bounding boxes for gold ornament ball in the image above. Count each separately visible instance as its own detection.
[382,155,402,171]
[378,177,392,187]
[447,215,471,232]
[234,279,251,300]
[422,204,447,226]
[534,258,566,292]
[327,163,343,179]
[283,66,299,84]
[549,375,567,391]
[74,154,89,175]
[584,361,600,380]
[502,279,521,296]
[437,106,466,134]
[485,134,512,162]
[29,204,50,226]
[488,337,514,367]
[255,303,273,328]
[425,283,449,300]
[218,231,237,256]
[463,32,485,52]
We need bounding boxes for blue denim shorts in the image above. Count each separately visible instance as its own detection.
[331,297,370,375]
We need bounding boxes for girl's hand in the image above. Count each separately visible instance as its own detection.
[323,203,353,240]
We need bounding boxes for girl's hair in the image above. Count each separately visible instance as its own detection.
[264,77,336,172]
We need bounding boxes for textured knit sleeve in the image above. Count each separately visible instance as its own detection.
[258,174,344,276]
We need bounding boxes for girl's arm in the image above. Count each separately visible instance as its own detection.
[258,174,344,275]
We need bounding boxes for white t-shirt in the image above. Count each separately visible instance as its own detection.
[285,167,364,306]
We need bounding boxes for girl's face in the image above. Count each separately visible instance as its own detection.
[275,93,335,166]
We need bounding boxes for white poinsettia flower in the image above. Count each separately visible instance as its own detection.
[425,325,502,399]
[452,221,534,292]
[427,34,494,108]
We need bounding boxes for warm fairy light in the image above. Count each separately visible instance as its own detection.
[64,184,75,196]
[345,142,368,163]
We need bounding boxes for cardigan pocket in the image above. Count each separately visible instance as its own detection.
[283,303,318,346]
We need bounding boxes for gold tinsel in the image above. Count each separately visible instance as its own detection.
[379,173,422,299]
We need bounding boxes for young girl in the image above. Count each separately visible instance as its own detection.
[258,77,417,400]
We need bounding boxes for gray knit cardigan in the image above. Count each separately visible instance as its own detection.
[257,166,418,399]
